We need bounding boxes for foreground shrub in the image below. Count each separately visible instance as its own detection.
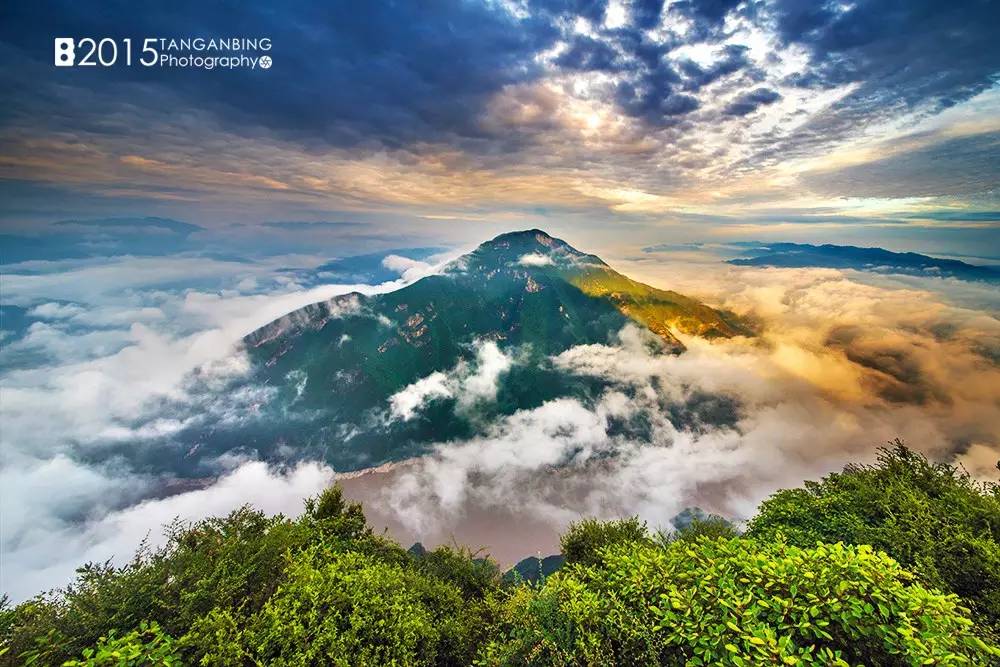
[4,486,495,666]
[482,537,998,666]
[245,548,465,665]
[62,621,180,666]
[9,447,999,667]
[559,517,650,567]
[747,441,1000,638]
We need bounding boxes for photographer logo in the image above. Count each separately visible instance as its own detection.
[54,38,75,66]
[51,36,271,70]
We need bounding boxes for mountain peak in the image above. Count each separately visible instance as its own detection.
[464,229,603,271]
[490,228,556,243]
[480,229,575,254]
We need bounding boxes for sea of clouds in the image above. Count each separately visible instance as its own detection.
[2,250,998,601]
[379,271,1000,536]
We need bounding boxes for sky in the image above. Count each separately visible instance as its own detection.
[1,0,999,601]
[0,0,998,256]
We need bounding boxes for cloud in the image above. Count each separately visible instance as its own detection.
[381,254,436,281]
[773,0,1000,112]
[0,252,430,601]
[460,341,513,406]
[517,252,555,266]
[261,221,364,231]
[26,302,86,320]
[724,88,782,116]
[374,265,1000,541]
[3,1,997,229]
[956,443,1000,480]
[388,340,514,421]
[803,130,1000,199]
[390,372,454,422]
[1,459,333,602]
[52,217,203,235]
[0,1,557,150]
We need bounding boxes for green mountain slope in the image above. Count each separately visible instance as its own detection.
[178,230,750,471]
[247,229,747,396]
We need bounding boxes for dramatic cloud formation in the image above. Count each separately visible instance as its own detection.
[2,234,998,599]
[1,1,997,239]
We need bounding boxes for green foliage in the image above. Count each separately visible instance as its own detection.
[3,485,499,667]
[6,447,1000,667]
[559,517,650,568]
[747,441,1000,638]
[62,621,180,666]
[412,544,501,599]
[5,507,313,665]
[177,545,493,666]
[243,548,461,665]
[302,485,370,540]
[482,537,998,666]
[663,514,741,544]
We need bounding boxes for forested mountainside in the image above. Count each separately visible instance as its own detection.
[161,230,752,474]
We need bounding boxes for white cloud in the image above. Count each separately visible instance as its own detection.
[517,252,554,266]
[387,340,513,421]
[1,321,132,364]
[373,266,1000,543]
[27,302,86,320]
[956,443,1000,482]
[459,340,513,407]
[2,460,333,602]
[382,254,433,281]
[390,371,453,421]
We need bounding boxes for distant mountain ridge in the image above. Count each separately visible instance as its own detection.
[728,242,1000,282]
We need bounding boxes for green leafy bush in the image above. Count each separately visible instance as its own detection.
[242,548,460,665]
[3,486,498,666]
[178,546,490,666]
[412,544,501,599]
[6,448,1000,667]
[747,442,1000,638]
[481,537,998,666]
[559,517,650,567]
[5,507,312,665]
[62,621,180,666]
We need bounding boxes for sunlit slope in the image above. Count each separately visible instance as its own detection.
[561,265,750,341]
